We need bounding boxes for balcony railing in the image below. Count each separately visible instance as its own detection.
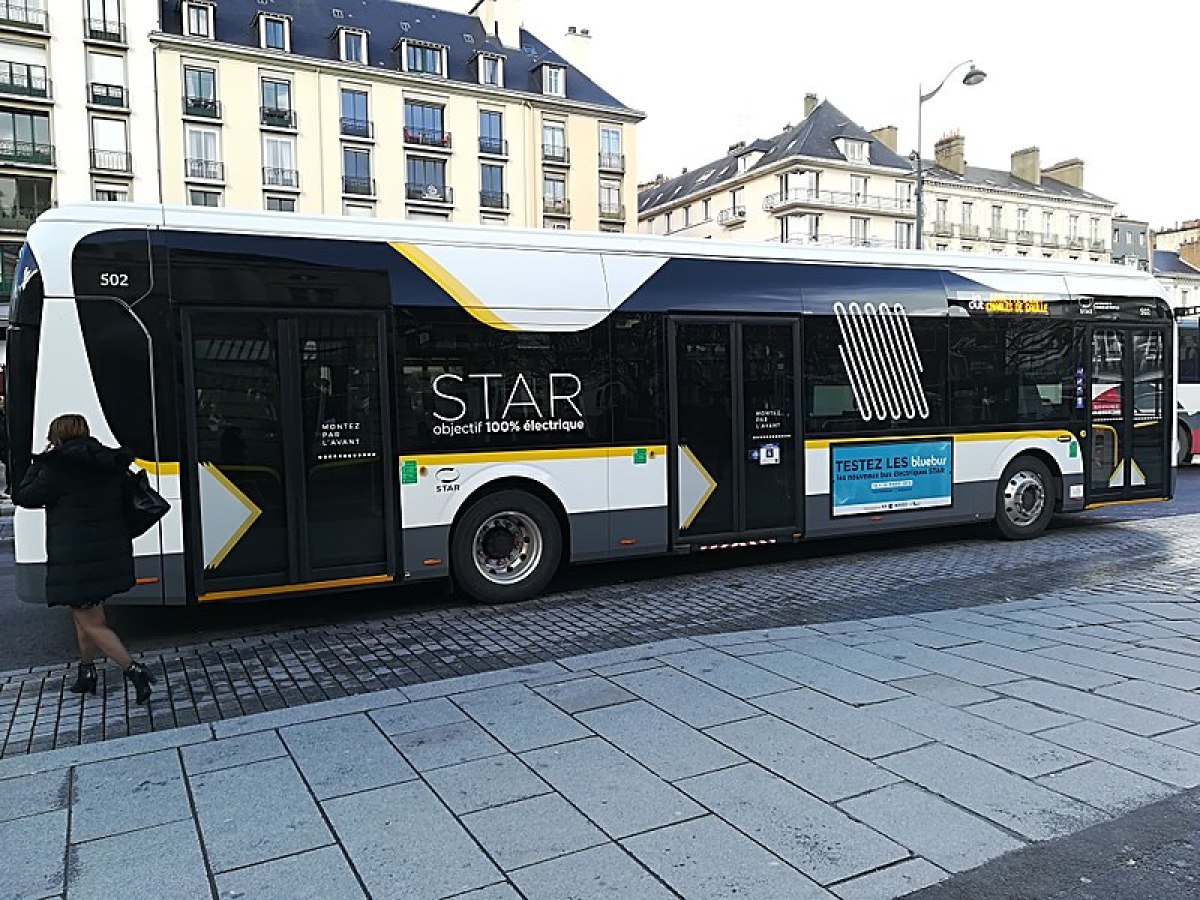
[1016,229,1034,245]
[0,65,48,98]
[183,96,220,119]
[1089,239,1106,253]
[480,190,508,210]
[718,206,746,225]
[764,188,913,214]
[342,175,374,195]
[1041,232,1059,247]
[543,197,570,215]
[599,153,625,173]
[542,144,570,165]
[185,158,224,181]
[0,3,47,31]
[479,136,507,156]
[932,221,954,237]
[989,226,1009,242]
[261,106,296,129]
[84,18,125,43]
[599,203,625,221]
[91,148,131,172]
[1066,235,1085,250]
[340,117,372,139]
[263,167,300,189]
[88,82,126,107]
[406,182,452,203]
[960,224,980,239]
[404,127,451,148]
[0,139,52,165]
[0,204,48,230]
[779,234,904,250]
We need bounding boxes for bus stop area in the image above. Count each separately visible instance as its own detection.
[5,532,1200,899]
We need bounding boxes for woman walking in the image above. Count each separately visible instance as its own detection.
[13,414,155,704]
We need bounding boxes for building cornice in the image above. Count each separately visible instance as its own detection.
[639,154,913,218]
[151,32,646,123]
[922,175,1114,212]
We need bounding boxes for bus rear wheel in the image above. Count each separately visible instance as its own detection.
[451,490,562,604]
[1178,423,1192,467]
[995,455,1054,540]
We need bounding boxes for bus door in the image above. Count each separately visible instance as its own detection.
[1086,324,1170,503]
[669,318,803,545]
[183,310,396,600]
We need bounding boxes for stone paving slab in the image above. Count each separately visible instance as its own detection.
[6,581,1200,898]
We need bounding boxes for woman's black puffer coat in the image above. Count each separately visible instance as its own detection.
[13,436,135,607]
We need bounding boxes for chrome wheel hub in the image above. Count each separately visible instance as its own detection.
[473,511,543,584]
[1003,470,1046,527]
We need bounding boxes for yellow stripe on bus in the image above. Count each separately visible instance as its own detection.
[199,574,394,603]
[803,430,1074,450]
[390,242,518,332]
[135,459,181,475]
[408,446,667,467]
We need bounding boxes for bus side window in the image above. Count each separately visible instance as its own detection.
[1180,326,1200,384]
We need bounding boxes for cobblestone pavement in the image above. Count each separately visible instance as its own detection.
[6,581,1200,898]
[3,510,1200,759]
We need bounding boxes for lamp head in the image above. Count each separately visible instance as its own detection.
[963,65,987,87]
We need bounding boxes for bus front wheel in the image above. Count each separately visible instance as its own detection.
[995,455,1054,540]
[1178,423,1192,467]
[451,490,562,604]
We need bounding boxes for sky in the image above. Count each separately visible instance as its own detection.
[424,0,1199,229]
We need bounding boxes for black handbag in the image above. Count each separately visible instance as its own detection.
[123,469,170,538]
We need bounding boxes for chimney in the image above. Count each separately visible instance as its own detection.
[804,93,819,117]
[1181,240,1200,272]
[870,125,898,153]
[473,0,522,50]
[1041,158,1084,189]
[562,25,592,72]
[934,132,966,176]
[1010,147,1040,185]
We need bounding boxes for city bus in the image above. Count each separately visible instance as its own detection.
[1176,313,1200,464]
[8,204,1174,606]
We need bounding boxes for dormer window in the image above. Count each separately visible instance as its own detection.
[478,53,503,87]
[182,0,214,38]
[339,28,368,64]
[258,14,291,52]
[542,65,565,97]
[401,41,446,76]
[835,138,869,163]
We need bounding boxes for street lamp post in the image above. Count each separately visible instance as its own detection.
[914,60,986,250]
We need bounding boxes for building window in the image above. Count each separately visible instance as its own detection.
[478,54,502,87]
[261,78,292,116]
[850,174,868,202]
[542,65,565,97]
[184,126,220,179]
[543,173,567,214]
[343,201,374,217]
[1090,217,1100,241]
[481,215,507,227]
[1043,210,1054,235]
[188,189,221,207]
[90,116,129,171]
[991,205,1003,229]
[542,121,567,162]
[183,66,217,116]
[664,211,672,233]
[600,178,621,217]
[183,1,212,38]
[896,181,914,208]
[936,243,949,252]
[480,163,504,208]
[850,216,869,245]
[87,0,123,37]
[405,43,445,76]
[479,110,503,154]
[935,198,948,224]
[93,183,129,202]
[260,15,290,52]
[544,219,569,230]
[895,221,914,249]
[340,88,369,137]
[262,135,297,187]
[265,195,295,212]
[0,109,51,162]
[340,29,367,64]
[702,198,711,220]
[1017,208,1029,231]
[404,102,447,147]
[600,126,622,169]
[407,156,447,199]
[842,140,867,162]
[342,147,372,194]
[1069,215,1080,239]
[961,201,973,225]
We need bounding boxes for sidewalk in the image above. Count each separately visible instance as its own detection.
[5,584,1200,899]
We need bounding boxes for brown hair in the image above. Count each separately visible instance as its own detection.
[48,414,90,448]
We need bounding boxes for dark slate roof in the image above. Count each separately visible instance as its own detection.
[638,100,911,213]
[915,160,1113,205]
[159,0,633,111]
[1153,250,1200,276]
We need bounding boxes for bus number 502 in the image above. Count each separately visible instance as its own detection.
[100,273,129,288]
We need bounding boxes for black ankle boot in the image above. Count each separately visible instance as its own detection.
[69,663,97,696]
[123,662,156,705]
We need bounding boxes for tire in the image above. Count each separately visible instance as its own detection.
[450,489,562,604]
[995,455,1055,540]
[1178,423,1192,467]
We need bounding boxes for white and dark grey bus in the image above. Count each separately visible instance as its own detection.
[7,204,1175,606]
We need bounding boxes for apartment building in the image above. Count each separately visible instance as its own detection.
[1111,215,1149,270]
[1154,220,1200,254]
[0,0,160,291]
[1153,246,1200,310]
[152,0,642,230]
[638,96,917,249]
[919,136,1115,262]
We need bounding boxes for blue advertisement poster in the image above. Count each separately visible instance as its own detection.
[831,439,953,517]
